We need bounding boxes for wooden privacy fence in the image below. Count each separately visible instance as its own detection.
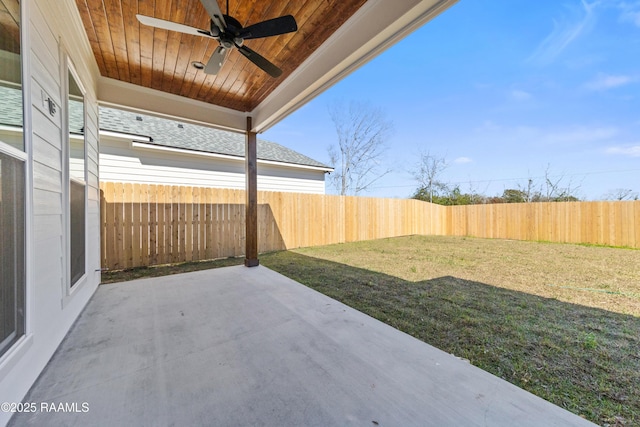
[100,182,446,270]
[447,201,640,248]
[100,182,639,270]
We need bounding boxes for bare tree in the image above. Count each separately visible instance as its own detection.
[327,100,393,195]
[465,180,489,204]
[542,165,582,201]
[412,151,448,203]
[603,188,639,201]
[516,177,542,203]
[511,165,582,202]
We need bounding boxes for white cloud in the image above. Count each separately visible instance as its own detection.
[474,120,502,133]
[617,1,640,26]
[543,126,619,144]
[454,157,473,164]
[474,121,618,147]
[606,145,640,156]
[621,10,640,25]
[585,73,635,90]
[527,0,598,65]
[511,89,533,101]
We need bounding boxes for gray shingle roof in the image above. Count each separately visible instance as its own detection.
[0,85,23,128]
[100,107,331,169]
[0,84,330,170]
[0,85,84,135]
[69,99,85,135]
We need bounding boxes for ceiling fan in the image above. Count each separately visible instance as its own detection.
[136,0,297,78]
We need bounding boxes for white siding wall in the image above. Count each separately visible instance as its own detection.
[0,0,101,423]
[100,137,328,194]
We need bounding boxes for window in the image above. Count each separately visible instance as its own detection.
[0,0,23,152]
[67,69,86,287]
[0,0,25,358]
[0,153,25,357]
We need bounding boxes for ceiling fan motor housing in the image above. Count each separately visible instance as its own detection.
[215,15,245,48]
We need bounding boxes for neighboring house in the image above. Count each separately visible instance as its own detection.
[1,96,332,195]
[99,107,332,194]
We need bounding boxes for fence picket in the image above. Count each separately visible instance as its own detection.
[149,184,157,265]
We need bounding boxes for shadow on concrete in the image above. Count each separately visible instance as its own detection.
[9,265,597,427]
[261,251,640,426]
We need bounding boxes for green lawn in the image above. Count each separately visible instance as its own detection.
[102,235,640,426]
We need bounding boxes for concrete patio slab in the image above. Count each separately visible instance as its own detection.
[11,265,595,426]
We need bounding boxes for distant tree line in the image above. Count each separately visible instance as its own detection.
[324,101,638,202]
[410,153,637,205]
[412,185,581,205]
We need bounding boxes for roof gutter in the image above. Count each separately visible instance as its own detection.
[129,140,333,173]
[100,129,152,142]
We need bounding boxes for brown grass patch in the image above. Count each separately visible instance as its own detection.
[291,235,640,316]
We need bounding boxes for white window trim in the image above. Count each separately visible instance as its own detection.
[0,335,33,382]
[0,0,33,371]
[60,47,89,307]
[0,151,29,367]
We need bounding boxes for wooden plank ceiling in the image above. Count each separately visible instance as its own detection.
[75,0,367,112]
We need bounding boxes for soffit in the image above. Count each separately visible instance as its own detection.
[74,0,458,132]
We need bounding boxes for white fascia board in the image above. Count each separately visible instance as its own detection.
[98,77,248,133]
[0,140,26,160]
[257,158,334,173]
[0,126,26,160]
[130,141,333,172]
[131,141,243,161]
[0,124,23,134]
[100,129,152,142]
[251,0,458,133]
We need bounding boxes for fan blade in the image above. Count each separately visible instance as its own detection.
[237,45,282,78]
[204,46,228,75]
[239,15,297,39]
[136,15,209,37]
[200,0,227,30]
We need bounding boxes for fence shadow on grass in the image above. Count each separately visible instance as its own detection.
[261,251,640,426]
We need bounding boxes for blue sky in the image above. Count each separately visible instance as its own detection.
[262,0,640,200]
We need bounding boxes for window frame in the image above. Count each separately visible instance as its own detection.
[61,54,89,302]
[0,0,33,370]
[0,151,26,359]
